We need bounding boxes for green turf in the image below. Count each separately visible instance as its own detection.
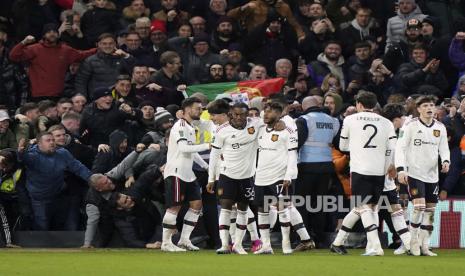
[0,249,463,276]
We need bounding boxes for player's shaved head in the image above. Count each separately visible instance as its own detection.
[229,103,248,129]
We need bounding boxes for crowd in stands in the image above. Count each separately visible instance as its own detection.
[0,0,465,249]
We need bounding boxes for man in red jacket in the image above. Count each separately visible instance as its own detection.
[9,24,96,101]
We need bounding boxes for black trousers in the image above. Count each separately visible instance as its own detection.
[97,214,146,248]
[295,172,332,246]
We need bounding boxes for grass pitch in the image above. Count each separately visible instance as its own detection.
[0,249,463,276]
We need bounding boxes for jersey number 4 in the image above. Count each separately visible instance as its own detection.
[363,124,378,148]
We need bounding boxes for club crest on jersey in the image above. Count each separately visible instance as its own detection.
[247,127,255,134]
[433,130,440,137]
[271,134,279,142]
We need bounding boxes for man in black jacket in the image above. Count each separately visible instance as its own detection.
[395,44,448,97]
[79,87,142,148]
[75,33,135,100]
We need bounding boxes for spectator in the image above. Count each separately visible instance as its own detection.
[183,32,224,84]
[227,0,305,41]
[153,0,190,36]
[140,107,174,147]
[92,130,131,174]
[208,63,226,83]
[131,65,155,105]
[148,20,169,70]
[177,23,192,38]
[14,103,40,144]
[79,87,141,148]
[122,32,152,67]
[0,149,30,244]
[347,41,373,86]
[396,44,448,96]
[62,62,81,98]
[37,100,59,132]
[19,131,91,230]
[248,64,268,80]
[323,91,344,117]
[0,111,16,150]
[80,0,120,46]
[121,0,151,28]
[307,41,347,90]
[111,74,137,106]
[58,10,88,50]
[385,0,426,50]
[206,0,228,32]
[49,124,95,230]
[56,98,73,118]
[9,24,96,101]
[384,18,424,73]
[75,33,135,100]
[190,16,208,37]
[362,59,396,106]
[135,17,152,46]
[71,93,87,114]
[295,0,327,32]
[210,16,240,54]
[61,112,82,138]
[0,29,28,113]
[275,58,293,86]
[340,7,383,58]
[245,12,298,76]
[298,16,336,63]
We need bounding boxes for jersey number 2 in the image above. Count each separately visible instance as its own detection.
[363,124,378,148]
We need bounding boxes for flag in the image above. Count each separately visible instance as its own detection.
[186,78,285,102]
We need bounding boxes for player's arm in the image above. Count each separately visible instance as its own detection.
[386,123,397,179]
[284,136,298,182]
[175,125,210,153]
[208,129,224,184]
[395,124,411,184]
[439,125,451,173]
[193,153,208,170]
[339,117,350,152]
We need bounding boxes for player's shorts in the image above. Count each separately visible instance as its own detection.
[398,183,409,195]
[254,180,290,207]
[164,176,201,207]
[381,189,400,205]
[217,174,254,203]
[350,172,385,206]
[407,177,438,203]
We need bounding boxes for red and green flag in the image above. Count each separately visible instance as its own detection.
[186,78,285,103]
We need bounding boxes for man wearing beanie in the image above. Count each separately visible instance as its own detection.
[141,107,174,147]
[210,16,240,54]
[9,24,96,100]
[80,87,141,148]
[185,32,224,84]
[148,19,170,70]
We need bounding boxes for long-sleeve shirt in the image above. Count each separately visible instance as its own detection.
[395,118,450,183]
[20,145,91,200]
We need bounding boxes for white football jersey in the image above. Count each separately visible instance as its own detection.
[209,118,262,180]
[282,115,297,132]
[395,118,450,183]
[255,126,298,186]
[164,119,210,182]
[340,111,397,176]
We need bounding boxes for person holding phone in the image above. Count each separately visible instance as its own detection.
[59,10,88,50]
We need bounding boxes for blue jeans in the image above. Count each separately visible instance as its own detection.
[30,196,67,231]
